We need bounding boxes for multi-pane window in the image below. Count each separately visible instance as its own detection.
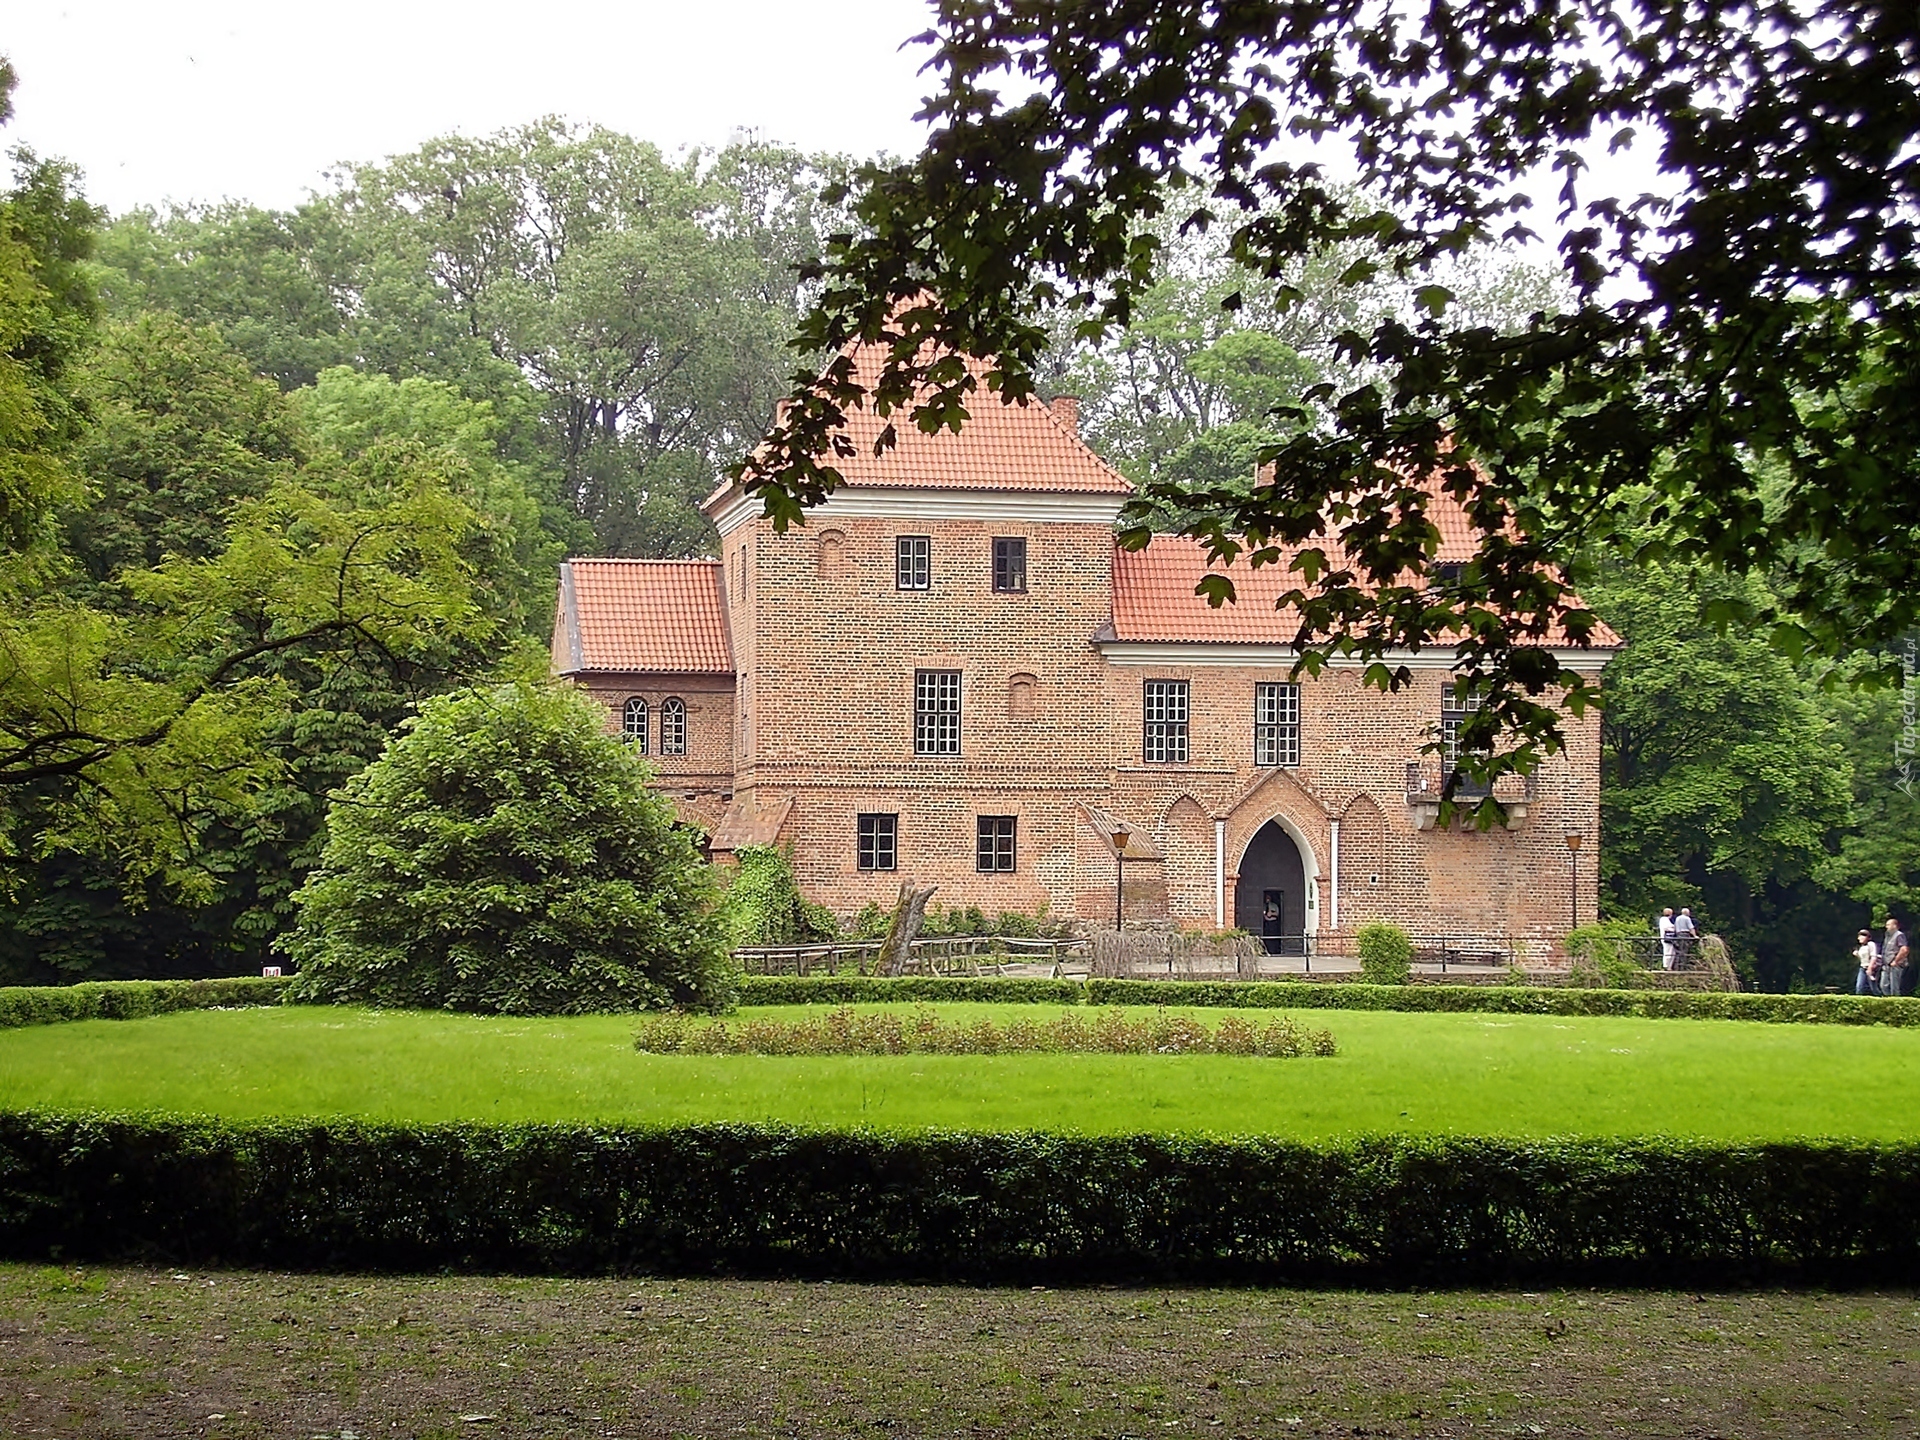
[896,535,931,590]
[660,697,687,756]
[991,537,1027,593]
[1143,680,1190,763]
[621,697,649,752]
[1441,683,1491,795]
[1255,682,1301,767]
[857,813,898,872]
[976,815,1017,873]
[914,670,962,755]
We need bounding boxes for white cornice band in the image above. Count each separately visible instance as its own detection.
[710,485,1130,536]
[1094,641,1614,669]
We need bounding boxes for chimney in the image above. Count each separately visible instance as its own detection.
[1049,394,1080,436]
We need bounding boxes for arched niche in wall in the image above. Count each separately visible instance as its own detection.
[1007,671,1038,720]
[1341,793,1387,907]
[817,528,848,579]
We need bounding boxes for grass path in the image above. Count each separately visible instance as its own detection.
[1,1002,1913,1139]
[3,1264,1915,1438]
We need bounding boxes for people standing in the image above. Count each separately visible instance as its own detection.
[1657,908,1676,970]
[1883,916,1910,998]
[1672,907,1698,969]
[1855,929,1883,997]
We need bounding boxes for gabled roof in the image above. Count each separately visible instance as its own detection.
[554,559,733,675]
[1109,533,1620,650]
[709,342,1131,512]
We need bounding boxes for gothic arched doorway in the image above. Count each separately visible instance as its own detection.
[1235,820,1307,954]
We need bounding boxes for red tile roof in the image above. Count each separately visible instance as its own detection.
[556,559,733,675]
[1111,534,1620,650]
[713,342,1132,508]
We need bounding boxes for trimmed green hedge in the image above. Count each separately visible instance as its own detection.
[1085,979,1920,1026]
[736,975,1083,1006]
[0,977,288,1030]
[8,973,1913,1030]
[0,1112,1913,1282]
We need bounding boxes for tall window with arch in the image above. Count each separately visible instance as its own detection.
[660,697,687,756]
[621,697,649,753]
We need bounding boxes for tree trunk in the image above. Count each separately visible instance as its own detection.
[875,881,938,977]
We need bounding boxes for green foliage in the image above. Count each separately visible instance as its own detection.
[1083,979,1920,1026]
[1565,921,1654,990]
[281,682,732,1013]
[0,976,286,1028]
[1355,922,1413,985]
[849,902,889,940]
[99,128,854,560]
[2,1111,1916,1281]
[64,312,299,587]
[1585,554,1853,988]
[634,1005,1335,1057]
[724,846,835,948]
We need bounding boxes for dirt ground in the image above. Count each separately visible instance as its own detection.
[2,1264,1914,1438]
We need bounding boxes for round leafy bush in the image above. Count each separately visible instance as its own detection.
[1355,922,1413,985]
[281,682,732,1013]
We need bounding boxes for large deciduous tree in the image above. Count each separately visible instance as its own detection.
[743,0,1920,802]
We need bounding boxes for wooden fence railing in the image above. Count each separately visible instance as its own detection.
[733,935,1088,977]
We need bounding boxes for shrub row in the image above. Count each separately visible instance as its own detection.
[737,974,1920,1026]
[1085,979,1920,1025]
[0,977,289,1030]
[735,975,1083,1006]
[0,1112,1914,1282]
[633,1006,1336,1057]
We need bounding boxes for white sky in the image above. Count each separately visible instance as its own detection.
[3,0,944,215]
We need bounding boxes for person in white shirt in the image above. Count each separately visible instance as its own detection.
[1855,929,1882,996]
[1657,908,1676,969]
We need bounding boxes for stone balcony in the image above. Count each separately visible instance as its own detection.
[1403,759,1537,831]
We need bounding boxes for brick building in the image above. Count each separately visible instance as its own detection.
[552,347,1617,953]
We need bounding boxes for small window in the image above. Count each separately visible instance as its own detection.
[734,544,748,601]
[976,815,1017,873]
[858,813,898,872]
[621,697,649,752]
[992,537,1027,593]
[896,535,931,590]
[1255,682,1301,767]
[660,697,687,756]
[1143,679,1190,763]
[914,670,963,755]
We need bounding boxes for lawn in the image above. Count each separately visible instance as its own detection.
[1,1001,1913,1140]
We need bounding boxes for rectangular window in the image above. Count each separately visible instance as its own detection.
[1254,682,1301,767]
[976,815,1017,873]
[991,537,1027,593]
[1442,683,1491,797]
[896,535,930,590]
[1143,679,1190,763]
[914,669,962,755]
[857,813,898,872]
